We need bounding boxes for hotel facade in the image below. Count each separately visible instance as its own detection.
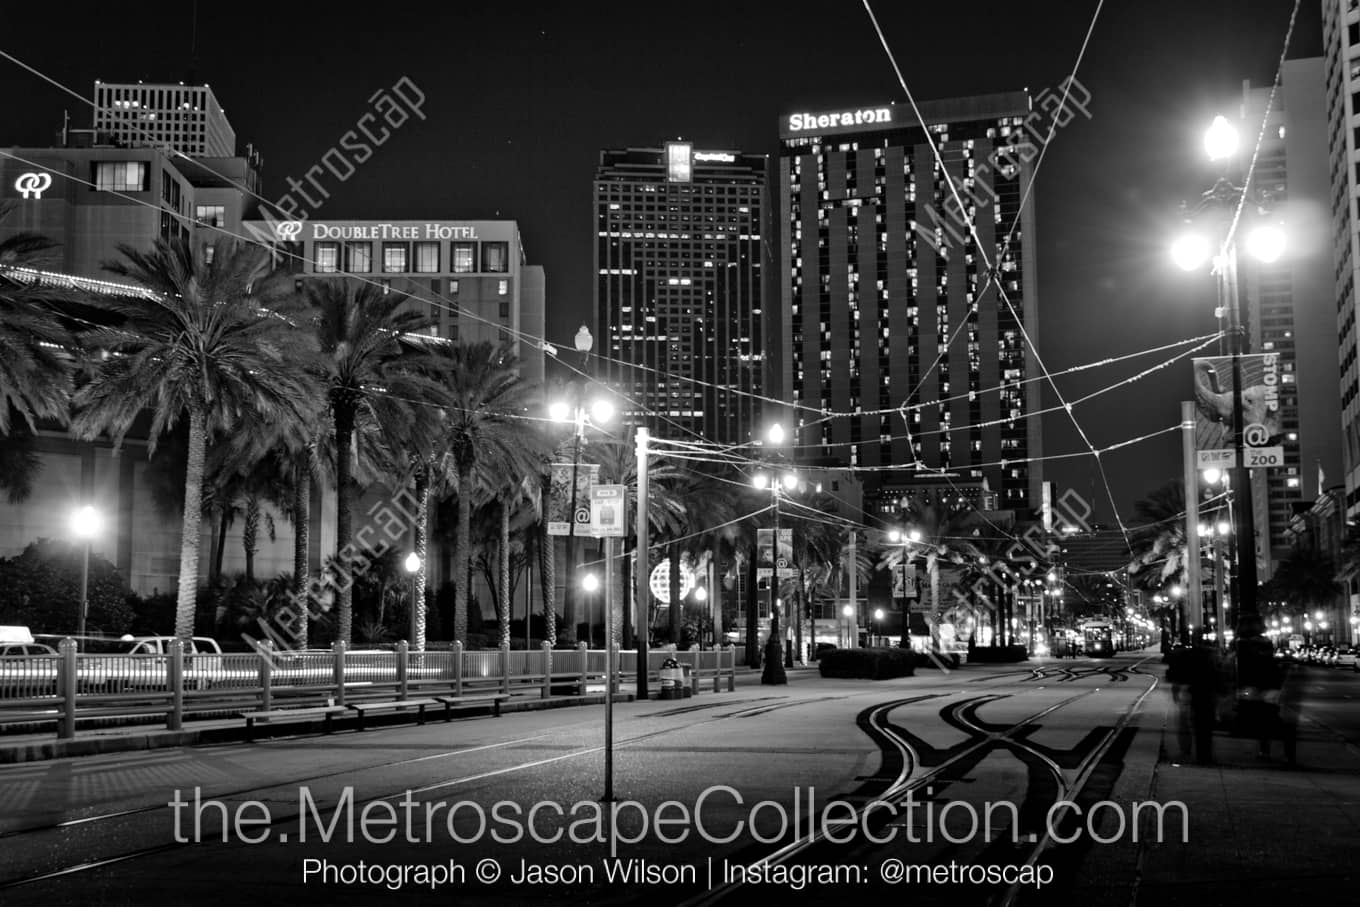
[778,93,1043,513]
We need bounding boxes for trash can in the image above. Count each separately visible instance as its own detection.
[659,658,683,700]
[680,663,694,698]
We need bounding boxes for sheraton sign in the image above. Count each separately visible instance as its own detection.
[785,106,893,135]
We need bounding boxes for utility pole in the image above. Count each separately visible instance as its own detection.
[634,428,649,700]
[1182,400,1203,645]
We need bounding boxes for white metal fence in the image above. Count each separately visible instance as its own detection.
[0,640,739,739]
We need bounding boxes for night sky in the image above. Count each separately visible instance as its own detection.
[0,1,1323,524]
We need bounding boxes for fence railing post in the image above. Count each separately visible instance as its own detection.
[397,640,409,700]
[541,642,552,699]
[167,638,184,731]
[333,640,347,707]
[578,642,588,696]
[58,637,77,740]
[453,641,464,697]
[259,639,274,712]
[501,643,511,695]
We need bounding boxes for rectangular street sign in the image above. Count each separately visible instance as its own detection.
[1196,448,1236,469]
[1243,445,1284,469]
[590,484,625,537]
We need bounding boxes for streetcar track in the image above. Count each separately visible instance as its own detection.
[0,692,854,889]
[684,657,1160,907]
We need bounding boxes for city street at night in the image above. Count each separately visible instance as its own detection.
[2,654,1358,904]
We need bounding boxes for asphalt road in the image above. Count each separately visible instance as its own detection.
[0,651,1250,906]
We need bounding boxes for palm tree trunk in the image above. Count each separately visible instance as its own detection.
[454,465,472,646]
[292,458,310,649]
[212,508,228,586]
[413,463,429,651]
[538,515,557,646]
[745,549,760,667]
[334,401,355,645]
[243,495,259,584]
[499,495,511,649]
[669,541,681,645]
[175,406,207,639]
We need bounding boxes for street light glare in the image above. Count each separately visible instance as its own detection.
[693,586,707,602]
[767,423,786,445]
[781,472,798,490]
[404,552,421,574]
[752,473,769,490]
[582,573,600,592]
[1246,225,1285,263]
[71,506,101,539]
[590,398,615,425]
[1202,468,1221,485]
[908,529,921,542]
[548,401,571,423]
[842,604,853,617]
[1170,233,1209,271]
[1204,115,1238,160]
[889,529,901,543]
[1217,521,1230,536]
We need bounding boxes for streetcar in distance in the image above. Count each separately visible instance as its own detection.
[1079,620,1116,658]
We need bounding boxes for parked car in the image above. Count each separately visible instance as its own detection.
[1333,645,1358,670]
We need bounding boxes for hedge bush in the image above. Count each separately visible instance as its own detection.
[965,645,1029,664]
[818,646,917,680]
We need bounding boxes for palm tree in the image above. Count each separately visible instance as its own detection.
[307,278,446,645]
[71,237,317,638]
[0,205,76,502]
[1268,547,1342,624]
[436,340,539,647]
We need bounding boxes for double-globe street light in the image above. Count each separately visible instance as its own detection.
[886,528,921,646]
[549,387,615,644]
[752,422,799,683]
[1170,114,1286,639]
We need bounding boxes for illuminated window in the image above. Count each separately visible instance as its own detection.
[498,279,509,296]
[314,242,340,273]
[382,242,409,273]
[482,241,509,273]
[195,205,225,227]
[93,160,148,192]
[413,241,439,273]
[449,279,459,295]
[452,242,476,273]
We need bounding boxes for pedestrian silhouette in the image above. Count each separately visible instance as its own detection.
[1235,617,1294,763]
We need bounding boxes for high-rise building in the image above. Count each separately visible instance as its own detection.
[1237,58,1339,574]
[593,144,770,445]
[93,81,237,158]
[244,218,546,386]
[778,93,1042,513]
[1323,3,1360,526]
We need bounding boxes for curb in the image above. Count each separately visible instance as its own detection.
[0,692,636,765]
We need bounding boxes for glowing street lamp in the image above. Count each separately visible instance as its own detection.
[582,572,601,648]
[404,552,421,646]
[71,506,101,646]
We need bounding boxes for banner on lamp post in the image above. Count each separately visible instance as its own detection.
[776,528,797,579]
[547,462,599,536]
[756,528,774,581]
[1193,353,1287,469]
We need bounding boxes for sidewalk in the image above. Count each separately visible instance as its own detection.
[1063,663,1360,904]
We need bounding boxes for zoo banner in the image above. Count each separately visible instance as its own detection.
[1192,353,1287,469]
[547,462,599,536]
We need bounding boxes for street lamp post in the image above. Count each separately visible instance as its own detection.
[753,462,797,685]
[551,386,614,645]
[888,528,920,648]
[71,506,101,648]
[404,552,421,646]
[1171,116,1287,641]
